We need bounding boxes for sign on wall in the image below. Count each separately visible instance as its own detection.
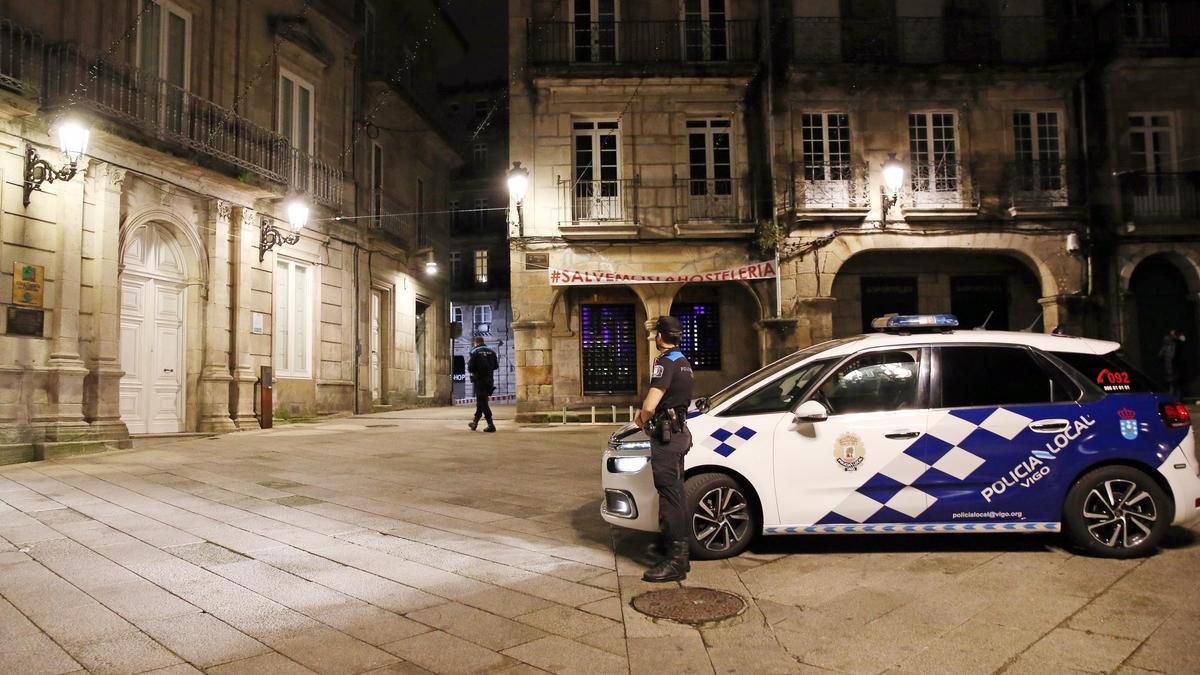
[12,263,44,307]
[548,261,776,286]
[6,306,45,337]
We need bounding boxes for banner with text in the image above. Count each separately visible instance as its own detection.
[548,261,776,286]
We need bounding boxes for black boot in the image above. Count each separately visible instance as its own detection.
[468,416,479,431]
[644,532,668,560]
[483,420,496,432]
[642,540,689,583]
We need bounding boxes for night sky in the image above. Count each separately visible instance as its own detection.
[439,0,508,85]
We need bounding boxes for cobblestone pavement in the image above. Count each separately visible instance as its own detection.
[1,406,1198,674]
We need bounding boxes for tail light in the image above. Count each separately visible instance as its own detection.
[1160,402,1191,428]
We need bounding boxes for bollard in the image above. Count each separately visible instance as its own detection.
[562,407,567,425]
[590,406,596,424]
[629,405,635,422]
[259,365,273,429]
[611,405,617,423]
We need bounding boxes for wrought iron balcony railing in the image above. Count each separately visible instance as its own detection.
[793,14,1086,65]
[287,148,342,208]
[1007,159,1081,210]
[559,177,640,224]
[904,159,979,210]
[1094,0,1200,56]
[530,20,758,66]
[674,177,748,222]
[792,160,871,211]
[0,18,42,97]
[1120,171,1200,221]
[367,191,448,251]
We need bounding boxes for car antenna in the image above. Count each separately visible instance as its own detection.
[1021,311,1044,332]
[975,310,994,330]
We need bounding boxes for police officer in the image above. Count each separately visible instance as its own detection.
[633,315,694,583]
[467,336,499,432]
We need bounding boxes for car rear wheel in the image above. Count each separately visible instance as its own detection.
[686,472,758,560]
[1063,465,1171,559]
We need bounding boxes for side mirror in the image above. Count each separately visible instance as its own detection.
[794,399,828,423]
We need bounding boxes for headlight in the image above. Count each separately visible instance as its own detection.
[616,441,651,452]
[607,456,649,473]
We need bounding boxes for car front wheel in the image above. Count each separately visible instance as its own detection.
[1063,465,1171,559]
[686,472,758,560]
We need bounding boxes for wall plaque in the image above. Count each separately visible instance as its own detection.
[6,306,45,337]
[12,262,45,307]
[252,312,266,334]
[525,253,548,271]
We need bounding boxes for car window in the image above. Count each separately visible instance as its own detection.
[723,359,833,416]
[1050,350,1162,394]
[705,336,863,410]
[815,349,921,416]
[939,346,1073,408]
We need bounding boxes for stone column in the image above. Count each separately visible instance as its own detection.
[1039,295,1084,336]
[230,206,259,429]
[512,319,552,418]
[793,297,837,347]
[756,318,801,363]
[198,200,237,432]
[83,164,130,446]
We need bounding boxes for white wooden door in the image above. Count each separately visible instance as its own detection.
[119,225,187,435]
[369,290,382,402]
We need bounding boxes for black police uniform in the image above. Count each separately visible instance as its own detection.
[648,343,694,546]
[468,343,499,431]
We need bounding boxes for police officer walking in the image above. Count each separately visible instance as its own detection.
[633,316,694,583]
[467,336,499,432]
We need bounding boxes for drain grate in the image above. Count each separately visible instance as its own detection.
[631,587,746,625]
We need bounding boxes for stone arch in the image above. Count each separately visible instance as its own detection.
[1118,248,1200,295]
[119,205,208,286]
[1124,252,1200,395]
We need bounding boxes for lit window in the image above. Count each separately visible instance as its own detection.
[274,259,312,377]
[670,303,721,371]
[801,113,851,181]
[279,69,315,190]
[474,249,488,285]
[473,305,492,325]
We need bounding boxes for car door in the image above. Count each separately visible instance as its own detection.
[772,347,932,529]
[915,345,1087,525]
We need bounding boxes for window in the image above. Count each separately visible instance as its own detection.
[938,346,1076,408]
[138,0,190,131]
[816,349,921,416]
[1129,113,1176,174]
[1122,1,1169,42]
[363,1,377,63]
[573,0,616,63]
[724,359,833,417]
[670,303,721,370]
[273,259,312,377]
[572,120,621,219]
[474,250,489,285]
[473,305,492,325]
[683,0,729,61]
[1050,350,1161,394]
[473,142,488,170]
[581,304,637,394]
[450,303,463,324]
[474,198,489,229]
[686,120,733,218]
[449,251,462,282]
[371,143,383,225]
[909,112,958,194]
[1012,112,1063,192]
[279,70,314,188]
[801,113,851,181]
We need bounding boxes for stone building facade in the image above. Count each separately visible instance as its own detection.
[0,0,462,463]
[507,0,1194,417]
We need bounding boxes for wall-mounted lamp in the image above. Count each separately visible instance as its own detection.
[24,119,90,206]
[260,198,308,262]
[880,153,905,226]
[507,161,529,238]
[424,251,438,276]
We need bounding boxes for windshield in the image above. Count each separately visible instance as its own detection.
[705,337,864,410]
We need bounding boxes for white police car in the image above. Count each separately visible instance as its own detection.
[602,315,1200,559]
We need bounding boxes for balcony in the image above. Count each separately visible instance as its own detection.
[791,160,871,221]
[529,20,758,72]
[1094,0,1200,57]
[1006,160,1086,218]
[41,42,342,206]
[0,18,42,97]
[368,191,448,252]
[792,14,1086,66]
[557,177,640,239]
[1120,172,1200,222]
[902,159,980,218]
[673,177,756,237]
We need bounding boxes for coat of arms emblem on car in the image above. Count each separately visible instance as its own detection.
[1118,408,1138,440]
[835,432,865,471]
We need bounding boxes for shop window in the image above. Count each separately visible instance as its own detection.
[670,303,721,370]
[581,304,637,394]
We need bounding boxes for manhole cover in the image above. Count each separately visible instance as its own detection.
[631,588,746,625]
[365,424,399,428]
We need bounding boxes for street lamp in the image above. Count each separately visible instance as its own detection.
[260,198,308,262]
[880,153,905,226]
[507,161,529,237]
[24,118,91,206]
[425,251,438,276]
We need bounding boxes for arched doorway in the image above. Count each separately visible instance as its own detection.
[119,224,189,434]
[671,282,762,397]
[1129,255,1197,394]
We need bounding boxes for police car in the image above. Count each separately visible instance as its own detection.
[602,315,1200,559]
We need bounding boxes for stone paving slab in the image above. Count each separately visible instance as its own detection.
[0,406,1198,674]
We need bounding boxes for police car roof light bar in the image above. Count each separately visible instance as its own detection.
[871,314,960,332]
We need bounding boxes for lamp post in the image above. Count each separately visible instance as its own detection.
[24,118,91,206]
[880,153,905,227]
[259,198,308,262]
[507,161,529,238]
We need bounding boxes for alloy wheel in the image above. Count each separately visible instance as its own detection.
[693,486,751,552]
[1081,479,1158,549]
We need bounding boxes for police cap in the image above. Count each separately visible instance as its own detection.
[655,315,683,340]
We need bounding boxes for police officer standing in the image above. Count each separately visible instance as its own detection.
[633,316,694,582]
[467,336,499,432]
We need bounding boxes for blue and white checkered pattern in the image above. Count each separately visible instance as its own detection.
[698,423,758,458]
[767,522,1061,534]
[820,407,1033,524]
